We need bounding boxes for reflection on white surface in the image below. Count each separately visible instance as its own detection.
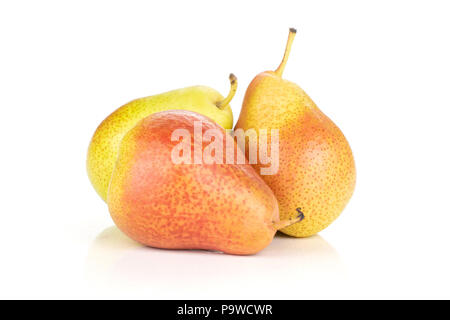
[86,226,346,298]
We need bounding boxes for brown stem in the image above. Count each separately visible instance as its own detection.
[272,207,305,230]
[274,28,297,77]
[216,73,237,109]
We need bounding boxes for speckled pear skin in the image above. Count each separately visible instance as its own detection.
[87,86,233,202]
[235,71,356,238]
[107,110,279,255]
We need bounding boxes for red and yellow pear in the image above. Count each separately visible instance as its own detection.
[235,28,356,237]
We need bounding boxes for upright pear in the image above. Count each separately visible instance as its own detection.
[108,110,302,255]
[235,29,356,237]
[87,75,236,201]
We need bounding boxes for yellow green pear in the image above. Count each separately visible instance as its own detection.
[87,74,236,201]
[235,29,356,237]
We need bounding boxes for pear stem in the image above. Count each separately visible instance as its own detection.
[216,73,237,110]
[272,207,305,230]
[274,28,297,77]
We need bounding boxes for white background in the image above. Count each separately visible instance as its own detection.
[1,0,449,299]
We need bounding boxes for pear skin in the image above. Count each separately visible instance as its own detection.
[235,29,356,237]
[87,75,236,201]
[107,110,301,255]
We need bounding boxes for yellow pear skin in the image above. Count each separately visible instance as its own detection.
[87,75,236,201]
[235,29,356,237]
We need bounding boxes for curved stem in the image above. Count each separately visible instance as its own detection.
[216,73,237,110]
[274,28,297,77]
[272,207,304,230]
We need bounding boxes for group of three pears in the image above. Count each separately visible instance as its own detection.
[87,29,356,255]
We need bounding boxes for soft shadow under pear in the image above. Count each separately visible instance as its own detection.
[85,226,346,296]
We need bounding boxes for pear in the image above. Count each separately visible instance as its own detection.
[235,28,356,237]
[107,110,302,255]
[87,75,236,201]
